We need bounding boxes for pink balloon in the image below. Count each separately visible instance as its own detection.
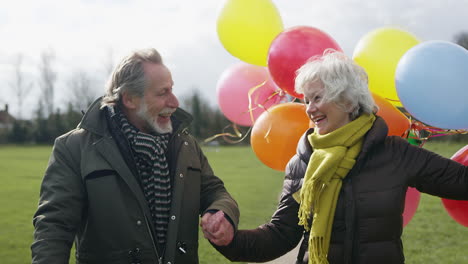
[441,144,468,227]
[267,26,343,99]
[217,62,284,126]
[403,187,421,227]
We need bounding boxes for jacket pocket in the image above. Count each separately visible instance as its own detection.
[84,169,115,180]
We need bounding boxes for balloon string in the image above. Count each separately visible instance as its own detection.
[247,80,268,124]
[204,123,252,144]
[206,89,283,145]
[205,78,289,144]
[245,80,287,124]
[404,117,468,147]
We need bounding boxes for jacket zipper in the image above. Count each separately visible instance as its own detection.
[144,214,162,262]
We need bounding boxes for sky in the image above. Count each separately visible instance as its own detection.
[1,0,468,118]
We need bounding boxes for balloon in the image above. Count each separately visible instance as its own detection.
[441,144,468,227]
[251,103,310,171]
[403,187,421,227]
[217,0,283,66]
[217,62,284,127]
[372,93,410,136]
[402,126,424,227]
[395,41,468,129]
[353,27,420,107]
[268,26,343,99]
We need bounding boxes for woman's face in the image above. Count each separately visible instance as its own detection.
[303,81,351,135]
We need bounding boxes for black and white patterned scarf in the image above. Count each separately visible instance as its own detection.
[115,108,171,248]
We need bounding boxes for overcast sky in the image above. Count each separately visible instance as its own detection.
[1,0,467,118]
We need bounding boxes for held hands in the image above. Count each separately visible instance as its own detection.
[200,210,234,246]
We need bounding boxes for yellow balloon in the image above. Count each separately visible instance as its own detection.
[352,27,420,107]
[217,0,284,66]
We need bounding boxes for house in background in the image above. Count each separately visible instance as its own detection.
[0,104,15,131]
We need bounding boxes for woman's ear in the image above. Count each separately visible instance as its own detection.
[342,100,355,113]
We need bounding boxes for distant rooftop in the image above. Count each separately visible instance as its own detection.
[0,104,15,129]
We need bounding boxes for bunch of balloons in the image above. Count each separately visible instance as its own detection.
[216,0,343,172]
[215,0,468,229]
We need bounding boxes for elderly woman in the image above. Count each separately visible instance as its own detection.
[204,51,468,264]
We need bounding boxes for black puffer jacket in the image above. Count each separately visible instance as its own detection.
[217,116,468,263]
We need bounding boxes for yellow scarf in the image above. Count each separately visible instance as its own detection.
[297,114,376,264]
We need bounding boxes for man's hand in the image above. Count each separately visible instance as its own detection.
[200,211,234,246]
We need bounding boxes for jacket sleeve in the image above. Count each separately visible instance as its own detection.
[31,134,86,264]
[393,137,468,199]
[197,142,240,230]
[214,154,305,262]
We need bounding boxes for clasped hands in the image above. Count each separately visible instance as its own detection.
[200,210,234,246]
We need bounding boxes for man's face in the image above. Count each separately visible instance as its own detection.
[135,63,179,134]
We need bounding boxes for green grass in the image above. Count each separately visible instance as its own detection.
[1,141,468,263]
[199,146,284,263]
[0,145,51,262]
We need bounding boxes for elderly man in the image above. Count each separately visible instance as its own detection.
[32,48,239,264]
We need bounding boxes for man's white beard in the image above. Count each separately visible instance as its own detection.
[136,102,173,134]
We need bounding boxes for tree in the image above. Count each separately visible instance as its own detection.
[10,53,33,119]
[454,31,468,49]
[9,120,33,143]
[64,102,83,130]
[182,88,233,143]
[33,101,49,143]
[48,108,67,140]
[38,49,57,117]
[68,70,97,112]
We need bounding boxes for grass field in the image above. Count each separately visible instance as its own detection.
[1,141,468,263]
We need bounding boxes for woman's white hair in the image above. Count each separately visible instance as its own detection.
[295,50,378,120]
[101,48,163,107]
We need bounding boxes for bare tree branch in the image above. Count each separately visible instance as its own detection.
[38,49,57,117]
[68,70,97,112]
[9,53,33,119]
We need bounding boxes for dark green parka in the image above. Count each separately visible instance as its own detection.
[32,99,239,264]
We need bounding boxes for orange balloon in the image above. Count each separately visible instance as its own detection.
[372,93,410,136]
[251,102,310,171]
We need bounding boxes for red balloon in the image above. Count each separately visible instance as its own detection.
[403,187,421,227]
[267,26,343,99]
[441,145,468,227]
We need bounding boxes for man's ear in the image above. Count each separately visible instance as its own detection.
[122,92,140,110]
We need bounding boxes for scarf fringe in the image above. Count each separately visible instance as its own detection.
[298,180,325,230]
[310,236,329,264]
